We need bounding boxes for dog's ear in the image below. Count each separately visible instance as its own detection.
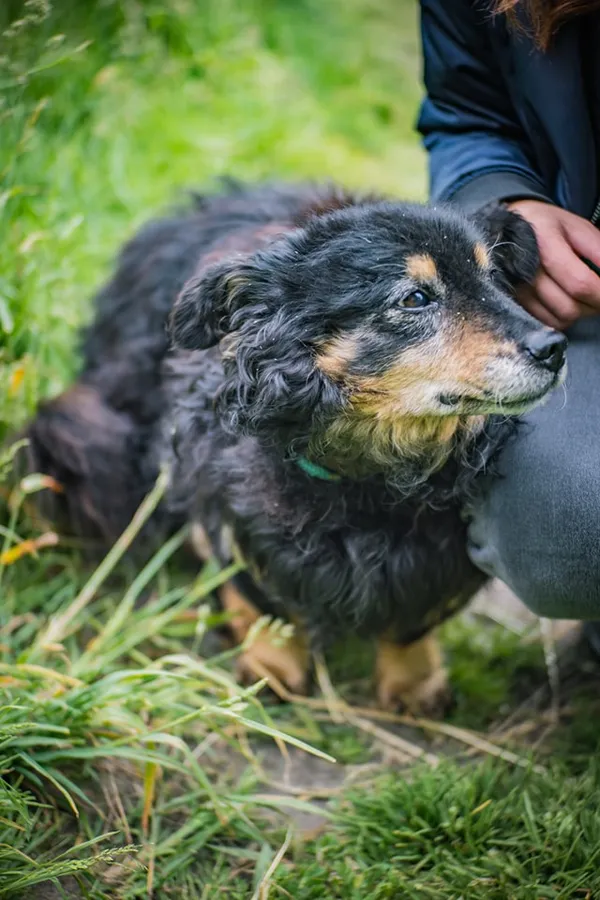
[473,203,540,288]
[169,258,249,350]
[217,324,344,449]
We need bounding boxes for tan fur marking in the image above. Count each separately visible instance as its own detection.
[320,412,469,472]
[375,633,451,717]
[312,322,514,474]
[350,349,443,416]
[220,581,260,643]
[220,582,309,694]
[351,330,514,406]
[405,253,438,282]
[348,328,515,425]
[315,332,362,379]
[453,327,513,371]
[474,242,491,270]
[341,335,486,459]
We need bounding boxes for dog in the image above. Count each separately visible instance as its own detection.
[23,182,566,715]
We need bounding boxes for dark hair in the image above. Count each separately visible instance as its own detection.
[493,0,600,48]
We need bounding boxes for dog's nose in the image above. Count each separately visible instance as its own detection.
[522,329,567,374]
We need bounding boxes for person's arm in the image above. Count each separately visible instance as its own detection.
[417,0,600,327]
[417,0,551,210]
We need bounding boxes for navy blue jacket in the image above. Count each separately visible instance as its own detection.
[417,2,600,220]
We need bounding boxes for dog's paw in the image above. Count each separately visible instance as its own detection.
[375,633,453,718]
[376,665,454,718]
[219,579,310,697]
[235,635,309,697]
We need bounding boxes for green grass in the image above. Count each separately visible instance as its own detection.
[271,760,600,900]
[1,2,599,898]
[0,476,338,896]
[442,614,546,729]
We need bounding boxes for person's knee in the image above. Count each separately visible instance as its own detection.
[508,562,597,620]
[468,531,596,619]
[467,444,600,620]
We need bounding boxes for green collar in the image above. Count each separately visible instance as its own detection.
[294,455,342,482]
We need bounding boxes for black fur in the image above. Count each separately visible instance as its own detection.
[472,201,540,288]
[23,182,560,648]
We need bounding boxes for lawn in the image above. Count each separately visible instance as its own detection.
[1,2,600,898]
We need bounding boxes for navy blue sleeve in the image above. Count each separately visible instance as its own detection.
[417,0,552,210]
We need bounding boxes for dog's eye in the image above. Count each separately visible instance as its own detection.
[400,289,432,310]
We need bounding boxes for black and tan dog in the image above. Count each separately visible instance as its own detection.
[24,182,567,715]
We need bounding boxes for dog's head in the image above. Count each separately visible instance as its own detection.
[169,200,565,476]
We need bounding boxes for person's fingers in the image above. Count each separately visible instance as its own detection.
[538,228,600,309]
[516,275,596,329]
[533,272,598,325]
[564,215,600,272]
[506,200,600,319]
[514,284,567,330]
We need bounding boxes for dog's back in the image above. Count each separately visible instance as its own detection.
[80,182,328,394]
[23,182,354,542]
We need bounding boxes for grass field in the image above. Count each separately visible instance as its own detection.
[2,2,600,897]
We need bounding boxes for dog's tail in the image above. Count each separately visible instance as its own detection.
[18,383,158,545]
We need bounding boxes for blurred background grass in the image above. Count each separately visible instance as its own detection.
[2,3,600,898]
[0,0,424,433]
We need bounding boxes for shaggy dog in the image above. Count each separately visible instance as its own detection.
[23,182,567,714]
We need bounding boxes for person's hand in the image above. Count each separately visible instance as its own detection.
[507,199,600,329]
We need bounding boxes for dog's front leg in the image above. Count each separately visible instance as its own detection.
[219,580,310,697]
[375,632,453,718]
[191,522,310,695]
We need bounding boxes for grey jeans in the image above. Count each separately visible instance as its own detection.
[467,316,600,620]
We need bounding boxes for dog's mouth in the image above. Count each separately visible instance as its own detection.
[438,386,554,415]
[436,357,567,415]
